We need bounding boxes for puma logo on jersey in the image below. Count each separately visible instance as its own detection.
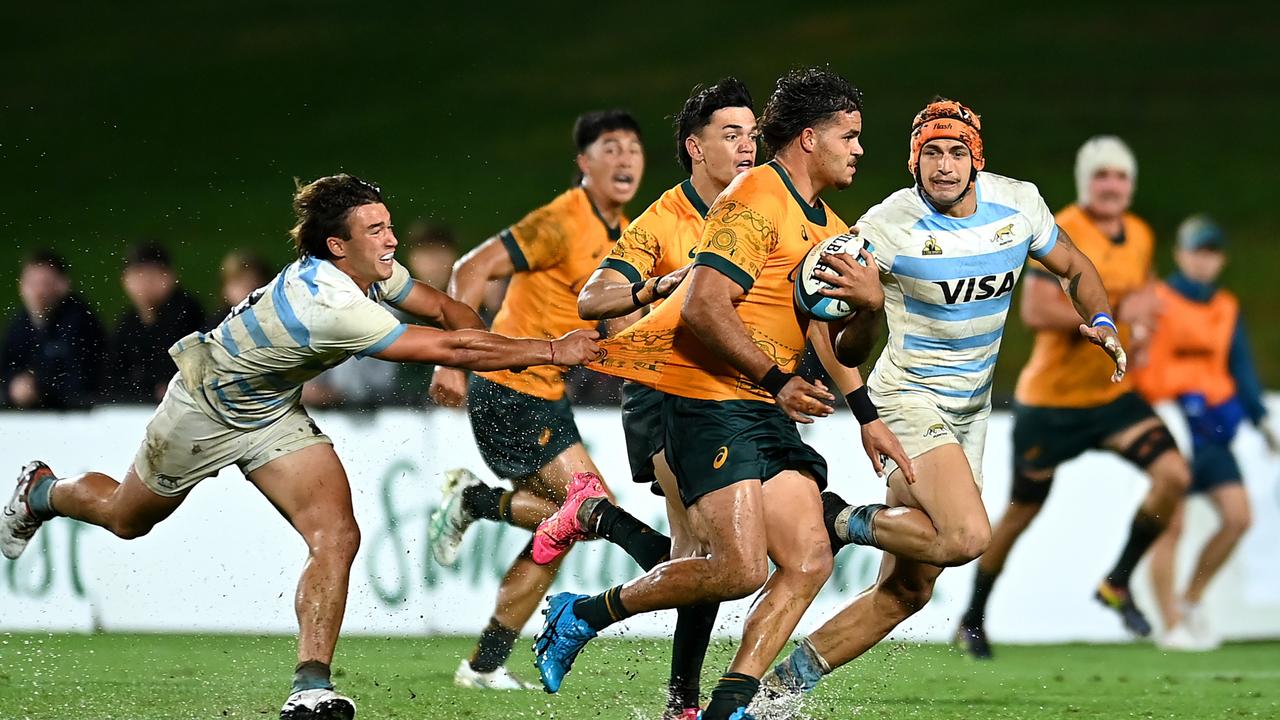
[934,271,1016,304]
[923,424,949,439]
[992,224,1015,246]
[922,235,942,256]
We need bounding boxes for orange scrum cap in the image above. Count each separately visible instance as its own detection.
[907,99,985,177]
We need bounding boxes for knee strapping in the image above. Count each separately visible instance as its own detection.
[1119,424,1178,469]
[1010,466,1053,504]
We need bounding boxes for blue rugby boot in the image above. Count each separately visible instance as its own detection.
[533,592,598,693]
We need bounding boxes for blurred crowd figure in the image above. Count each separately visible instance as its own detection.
[1,250,106,408]
[107,242,205,403]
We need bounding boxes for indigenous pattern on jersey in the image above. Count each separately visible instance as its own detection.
[599,179,709,286]
[1015,205,1154,408]
[861,172,1057,415]
[169,257,412,430]
[479,186,627,400]
[594,161,848,402]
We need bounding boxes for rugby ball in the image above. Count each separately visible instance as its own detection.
[793,232,874,321]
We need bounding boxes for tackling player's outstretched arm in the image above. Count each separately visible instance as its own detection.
[577,265,691,321]
[429,237,517,406]
[393,280,486,331]
[374,326,604,371]
[681,266,834,423]
[1037,225,1128,380]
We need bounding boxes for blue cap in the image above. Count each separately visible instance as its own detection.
[1176,215,1226,251]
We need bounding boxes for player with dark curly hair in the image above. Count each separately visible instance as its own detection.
[533,67,910,720]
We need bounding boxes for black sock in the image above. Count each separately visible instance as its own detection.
[962,568,999,627]
[589,501,671,571]
[469,617,519,673]
[703,673,760,719]
[292,660,333,693]
[461,484,513,523]
[573,585,630,632]
[668,603,718,711]
[1107,511,1167,588]
[821,491,849,552]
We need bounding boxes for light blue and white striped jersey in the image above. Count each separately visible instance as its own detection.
[169,256,413,429]
[860,172,1058,415]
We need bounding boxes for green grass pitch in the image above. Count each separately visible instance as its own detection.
[0,633,1275,719]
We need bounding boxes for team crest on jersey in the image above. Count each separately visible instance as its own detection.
[992,224,1015,246]
[922,235,942,256]
[923,423,948,439]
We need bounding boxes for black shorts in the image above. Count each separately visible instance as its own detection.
[662,395,827,508]
[1013,391,1158,471]
[1190,442,1243,494]
[621,382,665,492]
[467,374,582,480]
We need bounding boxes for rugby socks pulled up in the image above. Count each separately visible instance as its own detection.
[581,497,672,571]
[469,617,519,673]
[573,585,632,632]
[1106,510,1166,588]
[773,638,831,694]
[962,568,999,627]
[667,603,718,712]
[460,483,514,524]
[292,660,334,693]
[25,472,61,521]
[702,672,761,720]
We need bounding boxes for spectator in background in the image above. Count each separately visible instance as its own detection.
[1138,216,1277,651]
[206,249,273,329]
[106,241,204,403]
[405,220,460,292]
[1,249,107,408]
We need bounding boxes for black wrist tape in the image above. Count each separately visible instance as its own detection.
[760,365,794,396]
[846,385,879,424]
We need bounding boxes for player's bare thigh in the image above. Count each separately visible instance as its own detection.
[887,442,989,558]
[685,479,769,582]
[654,451,701,558]
[248,443,354,529]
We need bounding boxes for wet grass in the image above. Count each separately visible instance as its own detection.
[0,632,1275,718]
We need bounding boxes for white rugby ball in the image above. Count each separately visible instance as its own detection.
[793,232,874,321]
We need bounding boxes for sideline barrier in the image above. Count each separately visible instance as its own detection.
[2,398,1277,642]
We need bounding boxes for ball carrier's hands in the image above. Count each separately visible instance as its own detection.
[812,247,884,312]
[759,367,835,425]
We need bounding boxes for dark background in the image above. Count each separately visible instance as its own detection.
[4,0,1276,397]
